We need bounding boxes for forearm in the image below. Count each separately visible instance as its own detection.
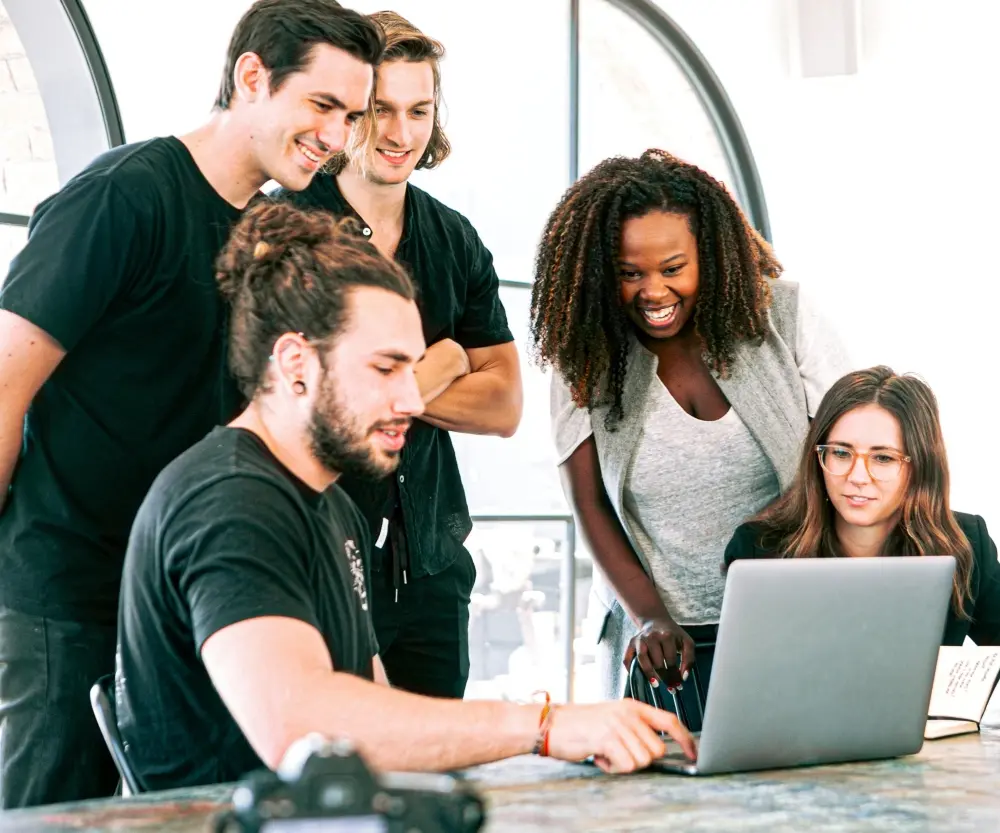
[414,347,466,404]
[271,671,538,772]
[574,495,672,626]
[419,369,521,437]
[0,415,25,512]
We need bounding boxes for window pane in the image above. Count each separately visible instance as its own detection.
[453,288,599,704]
[0,1,59,215]
[1,221,27,282]
[579,0,733,188]
[452,285,565,516]
[346,0,571,287]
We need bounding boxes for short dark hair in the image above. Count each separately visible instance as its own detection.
[215,0,385,110]
[215,200,415,399]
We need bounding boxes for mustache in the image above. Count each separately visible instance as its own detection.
[370,418,412,433]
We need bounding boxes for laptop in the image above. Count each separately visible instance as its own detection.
[652,555,955,775]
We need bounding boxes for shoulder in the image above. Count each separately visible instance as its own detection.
[325,484,368,534]
[550,371,595,465]
[272,172,344,213]
[34,138,192,226]
[954,511,991,554]
[768,278,800,306]
[83,137,192,197]
[408,184,485,250]
[723,521,775,566]
[764,279,800,341]
[143,429,308,530]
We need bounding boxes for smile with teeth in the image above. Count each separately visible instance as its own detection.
[640,303,678,324]
[845,495,875,505]
[379,149,409,158]
[296,141,324,164]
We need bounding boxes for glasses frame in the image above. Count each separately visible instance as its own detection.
[815,444,912,482]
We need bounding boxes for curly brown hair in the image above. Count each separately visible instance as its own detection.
[216,199,414,399]
[529,148,781,428]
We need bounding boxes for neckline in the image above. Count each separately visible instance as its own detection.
[165,136,247,217]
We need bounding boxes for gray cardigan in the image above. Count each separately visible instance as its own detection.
[551,280,852,698]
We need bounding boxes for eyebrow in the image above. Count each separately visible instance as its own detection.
[313,92,347,109]
[375,98,435,109]
[313,92,368,119]
[618,253,687,267]
[374,350,417,364]
[827,442,904,453]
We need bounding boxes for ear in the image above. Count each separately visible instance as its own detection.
[232,51,271,104]
[271,333,310,395]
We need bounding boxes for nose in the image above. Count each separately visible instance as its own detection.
[383,112,411,148]
[639,274,677,304]
[317,115,353,156]
[847,454,871,485]
[394,371,425,418]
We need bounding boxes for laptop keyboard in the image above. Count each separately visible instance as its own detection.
[656,732,701,764]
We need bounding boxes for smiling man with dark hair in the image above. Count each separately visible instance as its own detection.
[0,0,382,808]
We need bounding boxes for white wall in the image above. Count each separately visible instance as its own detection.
[658,0,1000,531]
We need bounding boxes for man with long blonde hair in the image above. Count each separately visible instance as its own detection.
[280,12,522,699]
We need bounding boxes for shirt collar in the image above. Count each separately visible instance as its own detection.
[323,174,414,249]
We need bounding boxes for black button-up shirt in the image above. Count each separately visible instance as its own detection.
[280,175,514,578]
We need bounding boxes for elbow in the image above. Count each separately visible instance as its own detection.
[495,391,524,439]
[251,715,327,772]
[496,419,519,439]
[258,730,299,771]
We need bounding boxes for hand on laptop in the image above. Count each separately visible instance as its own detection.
[546,700,697,773]
[624,617,696,686]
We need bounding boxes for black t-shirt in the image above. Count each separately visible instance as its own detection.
[116,426,377,791]
[724,511,1000,646]
[280,175,514,577]
[0,137,244,622]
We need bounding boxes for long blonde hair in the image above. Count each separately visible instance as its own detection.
[327,10,451,176]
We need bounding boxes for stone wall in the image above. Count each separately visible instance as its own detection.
[0,1,59,275]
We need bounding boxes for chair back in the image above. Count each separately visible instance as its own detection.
[89,674,142,796]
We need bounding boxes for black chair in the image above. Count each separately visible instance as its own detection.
[89,674,142,796]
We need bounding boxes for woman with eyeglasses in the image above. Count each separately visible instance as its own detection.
[724,366,1000,646]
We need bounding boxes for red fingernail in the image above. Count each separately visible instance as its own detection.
[649,677,659,688]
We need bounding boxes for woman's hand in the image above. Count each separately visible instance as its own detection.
[623,617,696,685]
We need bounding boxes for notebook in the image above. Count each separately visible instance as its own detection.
[925,646,1000,740]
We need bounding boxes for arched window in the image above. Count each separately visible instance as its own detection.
[0,0,122,275]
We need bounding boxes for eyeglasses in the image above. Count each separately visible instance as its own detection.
[815,445,911,481]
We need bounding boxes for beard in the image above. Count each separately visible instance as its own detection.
[308,376,403,480]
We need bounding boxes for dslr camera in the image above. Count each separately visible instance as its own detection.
[213,734,486,833]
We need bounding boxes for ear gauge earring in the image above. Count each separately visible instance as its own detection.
[292,380,307,395]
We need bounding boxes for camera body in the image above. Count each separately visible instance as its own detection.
[214,735,487,833]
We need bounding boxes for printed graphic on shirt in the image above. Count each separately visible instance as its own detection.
[344,539,368,611]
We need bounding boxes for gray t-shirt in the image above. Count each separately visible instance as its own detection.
[623,385,779,625]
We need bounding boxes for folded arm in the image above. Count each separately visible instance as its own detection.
[415,340,522,437]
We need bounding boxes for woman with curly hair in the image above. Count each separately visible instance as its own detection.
[530,149,851,715]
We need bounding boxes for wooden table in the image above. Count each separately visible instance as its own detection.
[3,733,999,832]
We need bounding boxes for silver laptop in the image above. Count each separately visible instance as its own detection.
[653,556,955,775]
